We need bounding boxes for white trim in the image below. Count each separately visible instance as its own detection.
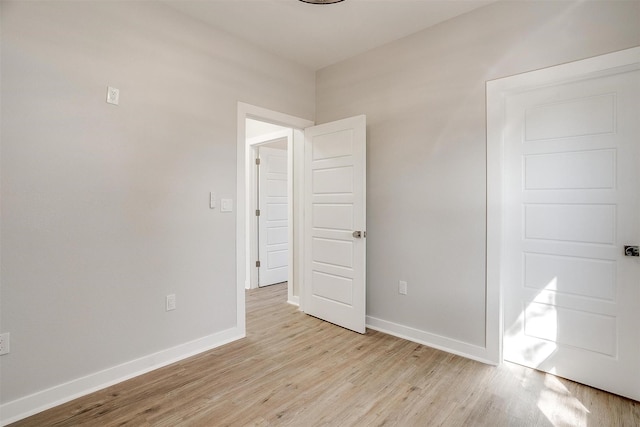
[236,103,314,323]
[292,128,307,310]
[366,316,496,366]
[287,295,300,306]
[486,46,640,366]
[0,328,243,426]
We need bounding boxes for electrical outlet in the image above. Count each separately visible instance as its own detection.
[0,333,10,356]
[106,86,120,105]
[399,280,408,295]
[166,294,176,311]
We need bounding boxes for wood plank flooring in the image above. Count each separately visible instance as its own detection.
[11,283,640,426]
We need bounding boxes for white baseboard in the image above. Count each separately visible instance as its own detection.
[366,316,497,366]
[0,327,244,426]
[287,295,299,306]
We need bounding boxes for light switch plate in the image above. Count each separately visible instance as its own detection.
[210,192,216,209]
[221,199,233,213]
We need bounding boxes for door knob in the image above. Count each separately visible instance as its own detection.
[624,246,639,257]
[352,231,362,238]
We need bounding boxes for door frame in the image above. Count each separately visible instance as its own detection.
[236,102,314,333]
[486,46,640,365]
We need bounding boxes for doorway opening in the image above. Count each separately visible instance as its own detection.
[236,103,368,336]
[235,103,314,336]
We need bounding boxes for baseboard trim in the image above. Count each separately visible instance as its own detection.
[366,316,496,366]
[287,295,299,306]
[0,327,244,426]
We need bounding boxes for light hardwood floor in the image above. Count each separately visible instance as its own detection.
[11,283,640,426]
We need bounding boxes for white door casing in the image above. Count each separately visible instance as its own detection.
[258,145,289,286]
[238,103,313,317]
[303,115,367,334]
[488,47,640,400]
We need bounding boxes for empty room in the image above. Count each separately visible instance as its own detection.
[1,0,640,425]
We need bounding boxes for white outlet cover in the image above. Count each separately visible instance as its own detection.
[166,294,176,311]
[0,332,10,355]
[106,86,120,105]
[399,281,408,295]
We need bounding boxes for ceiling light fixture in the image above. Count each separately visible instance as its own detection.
[299,0,344,4]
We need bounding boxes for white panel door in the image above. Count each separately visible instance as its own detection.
[258,146,288,287]
[503,67,640,400]
[304,115,366,334]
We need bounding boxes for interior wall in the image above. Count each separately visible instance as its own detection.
[246,118,290,139]
[0,0,314,406]
[316,0,640,353]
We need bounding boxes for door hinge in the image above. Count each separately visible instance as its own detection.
[255,158,261,165]
[256,260,261,268]
[256,209,261,216]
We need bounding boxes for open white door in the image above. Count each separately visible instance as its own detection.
[258,145,289,286]
[303,115,366,334]
[501,55,640,400]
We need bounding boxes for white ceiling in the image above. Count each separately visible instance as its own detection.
[165,0,494,70]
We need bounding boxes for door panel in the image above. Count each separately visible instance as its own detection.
[304,115,366,334]
[258,145,288,287]
[503,68,640,400]
[524,149,616,189]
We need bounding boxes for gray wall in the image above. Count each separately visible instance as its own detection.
[2,0,639,415]
[0,0,314,404]
[316,1,640,349]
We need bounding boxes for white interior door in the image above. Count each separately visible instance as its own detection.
[303,115,366,334]
[258,145,289,286]
[502,66,640,400]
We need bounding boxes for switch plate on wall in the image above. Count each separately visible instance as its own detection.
[221,199,233,212]
[210,192,216,209]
